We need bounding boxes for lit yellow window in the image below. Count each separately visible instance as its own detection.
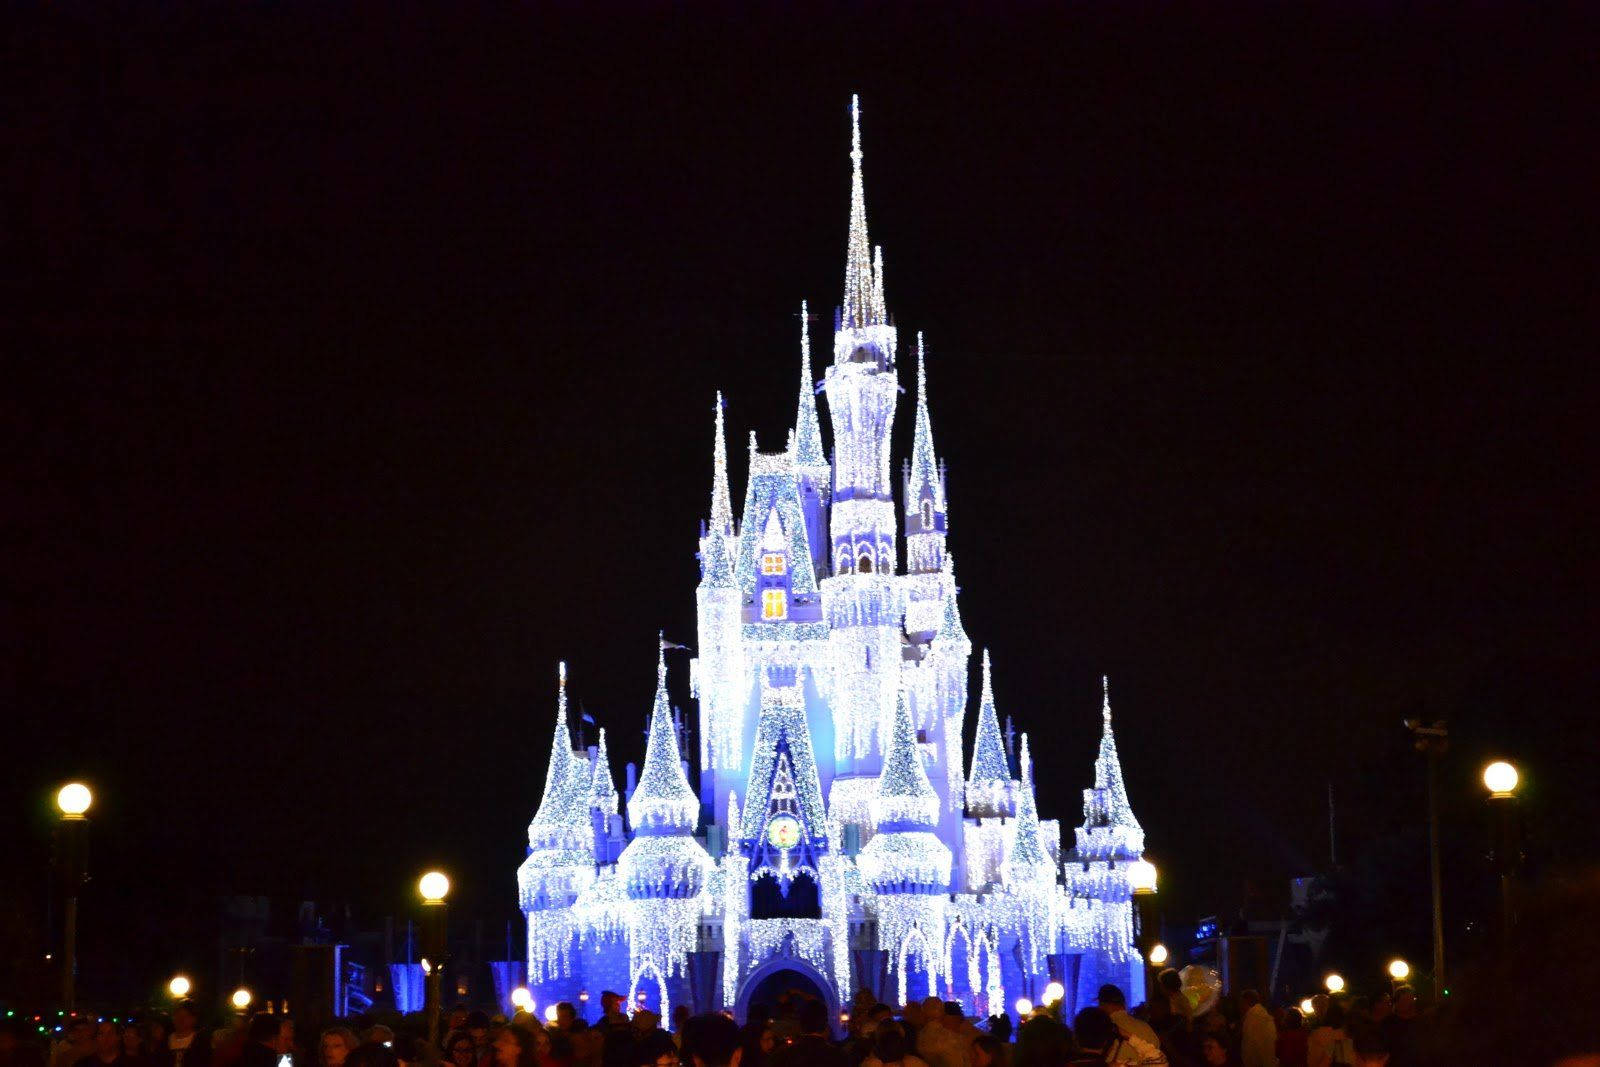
[761,553,786,575]
[761,589,787,620]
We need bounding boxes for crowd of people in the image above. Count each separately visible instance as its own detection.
[0,977,1530,1067]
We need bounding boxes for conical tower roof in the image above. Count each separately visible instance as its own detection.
[528,662,593,852]
[966,649,1011,816]
[1002,734,1055,886]
[908,334,940,499]
[627,642,701,832]
[1095,676,1142,831]
[872,689,938,828]
[841,95,884,331]
[590,727,618,817]
[794,302,828,471]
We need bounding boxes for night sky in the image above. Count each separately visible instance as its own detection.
[6,3,1598,996]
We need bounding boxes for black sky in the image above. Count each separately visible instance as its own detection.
[6,2,1599,996]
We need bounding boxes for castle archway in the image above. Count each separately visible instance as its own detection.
[734,954,840,1032]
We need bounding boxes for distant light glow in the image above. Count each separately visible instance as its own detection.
[1387,958,1410,980]
[231,989,252,1010]
[1299,997,1315,1016]
[1128,859,1158,895]
[1014,998,1033,1016]
[419,871,450,902]
[57,783,92,817]
[1148,943,1169,966]
[1042,981,1064,1004]
[1324,973,1345,993]
[543,1005,558,1023]
[1483,761,1519,797]
[510,988,533,1011]
[168,976,191,998]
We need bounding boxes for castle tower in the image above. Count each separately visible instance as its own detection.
[859,690,951,1004]
[822,95,902,763]
[615,645,715,1019]
[794,302,832,578]
[966,651,1014,819]
[695,394,747,775]
[519,663,598,984]
[903,336,948,582]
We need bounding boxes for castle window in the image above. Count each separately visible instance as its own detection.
[761,589,787,620]
[858,553,873,574]
[761,553,786,576]
[921,499,934,529]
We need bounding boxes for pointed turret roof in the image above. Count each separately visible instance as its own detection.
[1095,676,1142,831]
[935,555,969,648]
[528,662,592,851]
[793,302,828,471]
[1002,734,1055,885]
[966,649,1011,815]
[590,727,618,817]
[627,642,701,832]
[908,334,941,502]
[709,392,734,537]
[842,94,884,331]
[872,689,938,828]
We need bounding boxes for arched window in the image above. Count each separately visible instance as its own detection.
[761,589,787,620]
[837,546,853,575]
[921,499,934,530]
[857,553,873,574]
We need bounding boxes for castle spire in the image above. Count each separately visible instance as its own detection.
[872,688,938,828]
[794,301,827,469]
[909,334,939,494]
[590,726,618,817]
[1095,676,1142,830]
[627,638,700,832]
[527,661,591,850]
[966,649,1011,816]
[710,392,734,536]
[842,94,882,331]
[1001,733,1055,886]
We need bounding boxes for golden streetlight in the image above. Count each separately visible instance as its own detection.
[231,989,253,1011]
[1013,997,1033,1016]
[1323,973,1345,994]
[1148,943,1169,966]
[1483,761,1518,798]
[57,783,93,818]
[1387,958,1410,981]
[169,975,192,998]
[419,871,451,902]
[1042,981,1065,1004]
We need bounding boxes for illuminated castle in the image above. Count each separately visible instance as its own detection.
[517,97,1150,1022]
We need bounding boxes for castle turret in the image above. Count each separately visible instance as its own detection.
[822,95,902,762]
[860,690,951,1002]
[615,644,715,1017]
[794,302,832,578]
[904,336,948,578]
[696,394,745,774]
[519,662,598,982]
[966,650,1013,818]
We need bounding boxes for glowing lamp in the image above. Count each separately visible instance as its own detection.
[419,871,450,902]
[1148,943,1169,966]
[1387,958,1410,981]
[1014,998,1033,1016]
[1298,997,1315,1016]
[510,988,533,1011]
[1128,859,1158,895]
[544,1005,558,1024]
[1483,761,1518,798]
[1324,973,1345,994]
[578,991,590,1002]
[57,783,93,818]
[168,976,191,998]
[1042,981,1064,1005]
[231,989,252,1011]
[419,958,432,975]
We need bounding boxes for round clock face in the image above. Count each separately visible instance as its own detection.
[766,815,801,850]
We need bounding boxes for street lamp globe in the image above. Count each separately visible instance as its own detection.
[1043,981,1065,1004]
[1014,998,1033,1017]
[1323,973,1345,994]
[231,989,252,1011]
[544,1005,559,1024]
[1148,943,1169,966]
[1483,761,1519,798]
[419,871,451,903]
[57,783,93,818]
[1128,859,1158,896]
[168,976,192,998]
[1387,958,1410,981]
[1298,997,1315,1017]
[511,988,533,1012]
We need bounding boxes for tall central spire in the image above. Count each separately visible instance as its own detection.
[842,94,883,331]
[709,392,733,536]
[794,301,827,470]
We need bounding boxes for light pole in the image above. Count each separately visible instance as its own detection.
[1405,718,1448,993]
[54,783,93,1012]
[1129,858,1159,1007]
[419,871,450,1048]
[232,988,253,1013]
[1483,761,1521,949]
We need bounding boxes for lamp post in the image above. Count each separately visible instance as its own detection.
[1405,718,1448,993]
[1128,859,1159,1007]
[1483,761,1521,948]
[169,975,192,999]
[232,989,253,1013]
[54,783,93,1012]
[419,871,450,1048]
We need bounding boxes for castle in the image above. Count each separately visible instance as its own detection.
[517,97,1150,1023]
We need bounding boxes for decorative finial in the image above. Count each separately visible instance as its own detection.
[657,632,667,684]
[559,660,567,687]
[850,93,862,166]
[800,299,810,362]
[749,429,758,454]
[1102,675,1113,723]
[917,332,927,402]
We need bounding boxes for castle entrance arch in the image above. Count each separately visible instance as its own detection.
[733,954,840,1032]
